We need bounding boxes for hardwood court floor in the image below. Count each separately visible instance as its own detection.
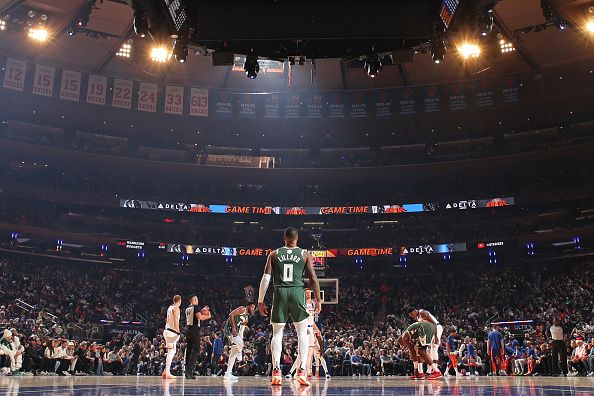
[0,375,593,395]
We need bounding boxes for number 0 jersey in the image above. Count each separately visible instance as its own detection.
[273,246,305,288]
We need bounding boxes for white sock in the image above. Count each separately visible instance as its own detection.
[165,344,176,376]
[289,352,300,375]
[271,323,286,371]
[293,319,310,372]
[226,346,240,375]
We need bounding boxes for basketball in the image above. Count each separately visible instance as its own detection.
[200,307,210,315]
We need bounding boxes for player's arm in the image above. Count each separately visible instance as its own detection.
[173,306,180,332]
[486,338,491,354]
[229,306,246,337]
[258,251,274,316]
[303,251,322,313]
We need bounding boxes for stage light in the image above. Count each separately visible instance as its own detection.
[499,39,515,53]
[0,20,6,31]
[116,41,132,58]
[28,28,48,42]
[477,9,493,36]
[244,55,259,79]
[150,46,171,62]
[431,41,446,63]
[364,54,382,78]
[458,42,480,59]
[133,11,149,38]
[586,8,594,32]
[172,38,188,63]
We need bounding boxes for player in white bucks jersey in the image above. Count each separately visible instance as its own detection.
[288,289,330,380]
[162,295,182,379]
[258,227,322,387]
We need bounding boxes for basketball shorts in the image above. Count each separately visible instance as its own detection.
[163,329,180,348]
[271,287,308,324]
[406,322,436,347]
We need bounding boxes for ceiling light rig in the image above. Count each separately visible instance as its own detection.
[457,42,481,59]
[364,50,382,78]
[586,7,594,33]
[244,54,260,79]
[476,8,494,37]
[430,23,447,64]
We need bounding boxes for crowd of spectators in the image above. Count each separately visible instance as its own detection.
[1,256,593,378]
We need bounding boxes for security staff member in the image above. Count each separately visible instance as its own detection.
[184,294,211,379]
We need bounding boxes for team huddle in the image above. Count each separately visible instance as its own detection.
[161,227,453,386]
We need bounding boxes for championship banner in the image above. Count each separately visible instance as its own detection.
[398,87,416,115]
[263,93,281,119]
[59,70,81,102]
[189,88,208,117]
[237,94,257,119]
[32,65,55,97]
[284,93,301,119]
[328,93,345,118]
[502,76,520,103]
[448,82,467,111]
[213,90,233,117]
[86,74,107,105]
[374,90,392,117]
[422,85,440,113]
[3,57,27,92]
[138,82,157,112]
[164,85,184,115]
[112,79,133,109]
[304,93,324,119]
[349,91,368,118]
[475,80,495,108]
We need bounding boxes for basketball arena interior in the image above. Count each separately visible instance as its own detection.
[0,0,593,395]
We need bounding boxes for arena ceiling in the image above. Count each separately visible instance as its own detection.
[0,0,592,91]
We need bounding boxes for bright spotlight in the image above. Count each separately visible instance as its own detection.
[150,46,171,62]
[499,39,515,53]
[0,20,6,31]
[587,20,594,32]
[458,42,480,59]
[28,28,48,42]
[116,41,132,58]
[244,55,259,79]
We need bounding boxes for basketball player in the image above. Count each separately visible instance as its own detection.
[162,295,182,380]
[445,328,460,377]
[288,290,330,380]
[400,322,443,380]
[258,227,321,387]
[487,324,506,376]
[408,308,442,375]
[185,294,212,379]
[223,302,256,380]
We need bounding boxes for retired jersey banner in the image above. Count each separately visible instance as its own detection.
[189,88,208,117]
[448,83,467,111]
[328,92,345,118]
[349,92,368,118]
[138,82,157,112]
[59,70,81,102]
[284,93,301,119]
[263,93,281,119]
[112,79,133,109]
[164,85,184,115]
[32,65,55,97]
[86,74,107,105]
[502,76,520,103]
[3,58,27,92]
[475,79,495,108]
[422,85,441,113]
[305,93,324,119]
[213,90,233,117]
[398,87,416,115]
[237,94,258,118]
[374,90,393,117]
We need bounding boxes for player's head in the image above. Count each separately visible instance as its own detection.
[305,288,313,302]
[172,294,182,306]
[450,328,457,336]
[407,308,418,319]
[189,294,198,305]
[246,302,256,314]
[283,227,299,244]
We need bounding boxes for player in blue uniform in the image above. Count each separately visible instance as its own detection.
[466,338,478,376]
[445,329,460,377]
[487,325,506,376]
